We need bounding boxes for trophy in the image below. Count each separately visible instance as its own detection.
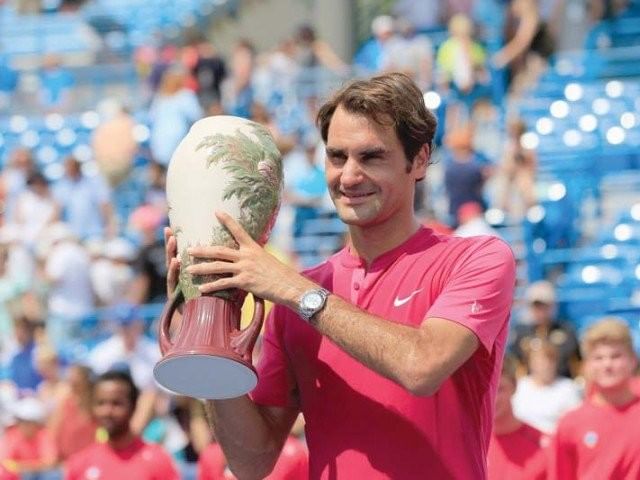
[153,116,282,399]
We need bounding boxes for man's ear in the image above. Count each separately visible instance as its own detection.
[413,144,430,181]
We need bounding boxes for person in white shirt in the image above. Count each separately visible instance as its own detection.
[512,339,582,433]
[88,303,160,390]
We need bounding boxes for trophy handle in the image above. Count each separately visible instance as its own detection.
[159,287,185,355]
[230,295,265,362]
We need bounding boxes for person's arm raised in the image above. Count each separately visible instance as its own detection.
[185,213,506,396]
[164,228,298,479]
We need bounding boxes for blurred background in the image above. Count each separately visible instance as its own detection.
[0,0,639,478]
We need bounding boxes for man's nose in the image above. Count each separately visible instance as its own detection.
[340,157,363,186]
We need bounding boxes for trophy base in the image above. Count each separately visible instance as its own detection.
[154,350,258,400]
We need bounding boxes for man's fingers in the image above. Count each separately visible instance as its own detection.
[198,277,236,294]
[186,260,238,276]
[187,245,238,261]
[167,257,180,296]
[216,211,253,245]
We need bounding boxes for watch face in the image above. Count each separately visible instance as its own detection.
[305,292,323,309]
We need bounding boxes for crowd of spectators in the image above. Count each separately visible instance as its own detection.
[1,0,639,478]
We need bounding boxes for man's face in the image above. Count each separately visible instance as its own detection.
[93,380,134,438]
[530,301,553,325]
[324,106,426,229]
[585,342,638,391]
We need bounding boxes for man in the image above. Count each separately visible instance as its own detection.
[52,156,116,241]
[0,397,57,477]
[167,73,516,478]
[488,355,548,480]
[552,317,640,480]
[511,281,579,378]
[65,370,179,480]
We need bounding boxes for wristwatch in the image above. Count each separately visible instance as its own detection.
[298,288,330,322]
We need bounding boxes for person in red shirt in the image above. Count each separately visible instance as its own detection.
[65,370,179,480]
[166,72,516,478]
[48,365,98,461]
[488,355,548,480]
[198,434,308,480]
[0,397,57,476]
[552,317,640,480]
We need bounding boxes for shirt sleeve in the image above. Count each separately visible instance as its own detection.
[249,307,299,408]
[426,237,516,353]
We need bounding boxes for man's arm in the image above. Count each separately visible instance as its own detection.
[204,399,299,479]
[186,213,496,396]
[164,228,299,480]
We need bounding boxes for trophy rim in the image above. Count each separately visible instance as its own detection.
[154,352,257,400]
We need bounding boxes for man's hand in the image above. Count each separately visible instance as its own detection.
[164,226,180,299]
[185,212,315,308]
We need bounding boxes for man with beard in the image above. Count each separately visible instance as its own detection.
[65,370,178,480]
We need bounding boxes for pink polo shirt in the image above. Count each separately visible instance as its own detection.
[251,228,516,479]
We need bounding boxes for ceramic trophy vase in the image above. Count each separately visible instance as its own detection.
[153,115,282,399]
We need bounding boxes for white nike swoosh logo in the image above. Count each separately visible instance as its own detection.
[393,289,423,307]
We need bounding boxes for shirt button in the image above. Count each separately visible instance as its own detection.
[354,283,360,290]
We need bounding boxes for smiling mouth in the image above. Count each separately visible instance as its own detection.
[340,191,375,198]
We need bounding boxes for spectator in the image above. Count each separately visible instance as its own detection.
[511,281,580,378]
[52,156,116,241]
[381,17,434,91]
[443,126,490,226]
[40,223,94,348]
[145,161,168,212]
[141,393,190,461]
[512,339,582,433]
[192,40,227,109]
[33,345,67,415]
[0,397,57,477]
[292,24,347,73]
[149,66,203,166]
[0,148,37,224]
[7,317,42,393]
[283,132,327,238]
[129,204,168,304]
[488,355,549,480]
[496,118,537,216]
[87,303,160,391]
[392,0,445,30]
[0,241,30,360]
[13,172,60,249]
[48,364,97,461]
[492,0,555,95]
[64,370,179,480]
[552,318,640,479]
[222,39,256,119]
[454,201,500,237]
[353,15,396,73]
[91,237,138,307]
[436,14,489,106]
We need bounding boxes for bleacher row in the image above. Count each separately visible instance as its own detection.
[0,0,239,65]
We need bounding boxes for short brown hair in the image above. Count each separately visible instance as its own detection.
[581,317,635,357]
[316,72,437,166]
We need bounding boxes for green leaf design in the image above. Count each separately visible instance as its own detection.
[196,122,283,243]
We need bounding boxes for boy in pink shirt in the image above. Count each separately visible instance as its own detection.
[168,72,516,478]
[552,318,640,480]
